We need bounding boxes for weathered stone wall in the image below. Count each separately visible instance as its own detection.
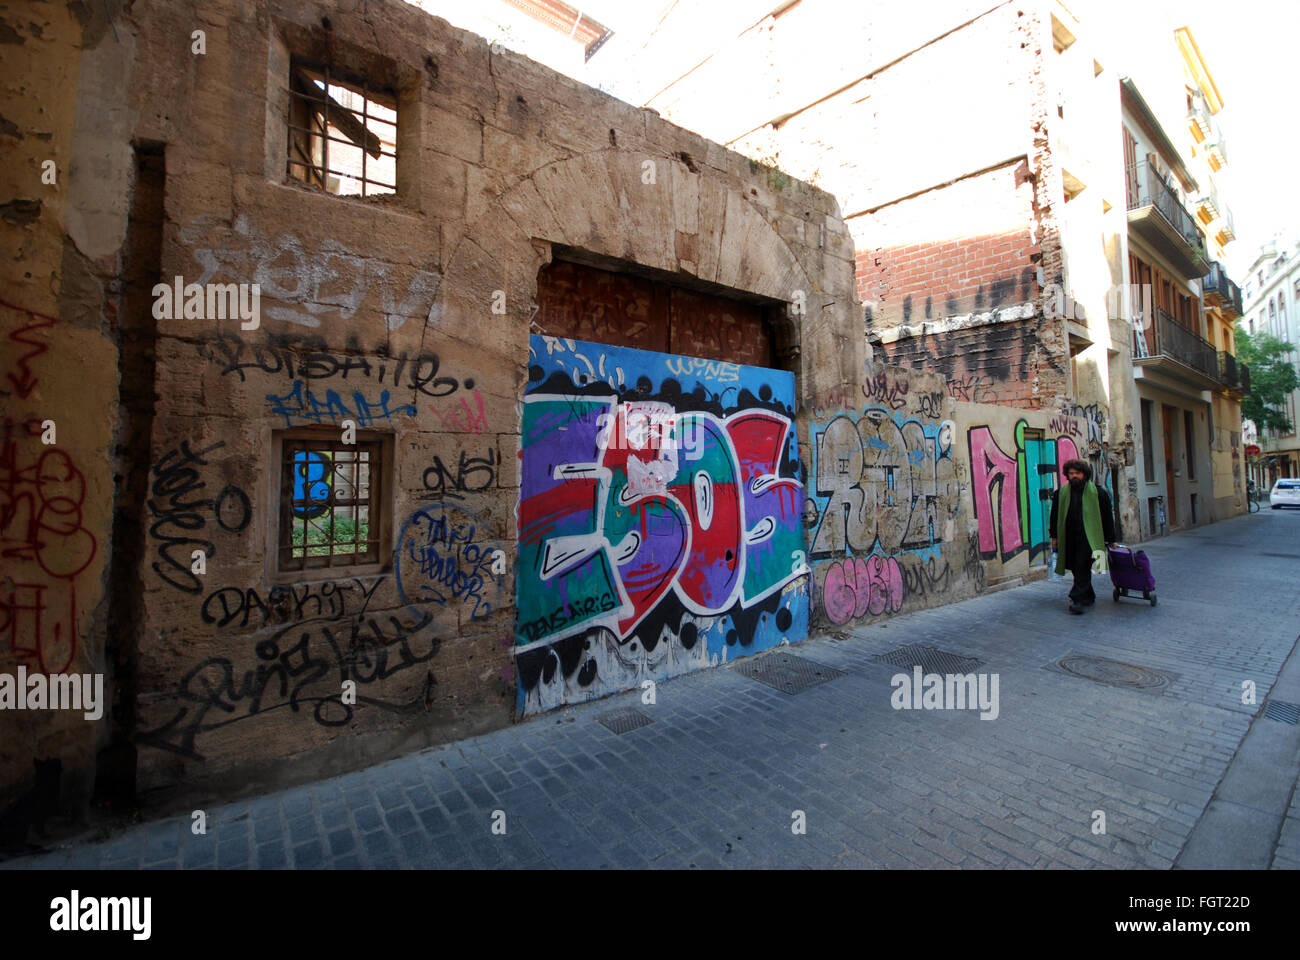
[7,0,1045,822]
[0,1,133,836]
[78,0,861,808]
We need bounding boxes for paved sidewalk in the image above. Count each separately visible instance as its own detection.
[6,509,1300,870]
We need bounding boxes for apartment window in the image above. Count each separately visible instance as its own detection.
[278,434,385,572]
[1185,410,1196,480]
[1281,295,1289,341]
[1269,299,1276,335]
[287,57,397,197]
[1141,399,1155,483]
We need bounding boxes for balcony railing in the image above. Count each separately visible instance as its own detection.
[1202,261,1243,317]
[1196,181,1221,222]
[1188,96,1213,142]
[1126,161,1201,247]
[1125,159,1210,278]
[1134,307,1217,380]
[1215,203,1236,244]
[1218,350,1240,389]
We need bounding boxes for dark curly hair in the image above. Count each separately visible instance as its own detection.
[1062,458,1091,480]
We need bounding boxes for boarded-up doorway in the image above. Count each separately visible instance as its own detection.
[534,256,776,368]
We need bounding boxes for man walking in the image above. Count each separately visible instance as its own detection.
[1049,459,1118,614]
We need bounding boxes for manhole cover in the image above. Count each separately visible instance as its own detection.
[1263,700,1300,725]
[596,706,655,734]
[871,644,984,675]
[733,652,844,694]
[1048,654,1174,694]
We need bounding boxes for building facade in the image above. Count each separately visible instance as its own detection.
[3,0,891,825]
[1241,241,1300,483]
[589,0,1250,548]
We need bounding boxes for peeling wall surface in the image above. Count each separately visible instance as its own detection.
[2,0,867,816]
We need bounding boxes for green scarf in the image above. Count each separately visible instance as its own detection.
[1055,481,1106,574]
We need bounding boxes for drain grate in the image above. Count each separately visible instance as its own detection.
[1047,653,1174,694]
[871,644,984,675]
[596,706,655,734]
[1263,700,1300,725]
[733,652,844,694]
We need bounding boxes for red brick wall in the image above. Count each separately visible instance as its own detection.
[853,161,1040,327]
[845,3,1071,412]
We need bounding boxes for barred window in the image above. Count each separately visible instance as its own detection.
[286,57,396,197]
[279,435,384,571]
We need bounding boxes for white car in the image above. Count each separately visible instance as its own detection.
[1271,478,1300,509]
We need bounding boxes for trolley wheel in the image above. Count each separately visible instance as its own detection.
[1149,592,1157,607]
[1112,587,1120,602]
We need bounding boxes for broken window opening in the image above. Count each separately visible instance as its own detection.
[286,57,397,198]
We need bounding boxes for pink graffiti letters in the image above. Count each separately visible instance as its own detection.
[822,554,903,624]
[967,418,1085,562]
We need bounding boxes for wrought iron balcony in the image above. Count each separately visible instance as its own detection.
[1217,350,1247,394]
[1195,181,1221,223]
[1126,160,1211,280]
[1202,261,1243,318]
[1188,90,1214,141]
[1133,306,1218,386]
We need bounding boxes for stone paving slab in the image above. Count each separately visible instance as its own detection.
[4,510,1299,870]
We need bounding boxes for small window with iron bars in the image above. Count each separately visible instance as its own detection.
[279,435,384,571]
[286,56,397,197]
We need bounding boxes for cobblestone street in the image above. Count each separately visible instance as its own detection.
[7,509,1300,870]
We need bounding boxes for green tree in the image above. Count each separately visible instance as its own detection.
[1237,330,1299,434]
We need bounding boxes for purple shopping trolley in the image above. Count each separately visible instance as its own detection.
[1108,544,1156,606]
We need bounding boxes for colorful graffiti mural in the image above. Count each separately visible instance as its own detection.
[967,418,1083,563]
[805,404,962,625]
[516,335,808,714]
[808,408,958,558]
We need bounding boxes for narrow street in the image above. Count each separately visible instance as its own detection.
[7,509,1299,870]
